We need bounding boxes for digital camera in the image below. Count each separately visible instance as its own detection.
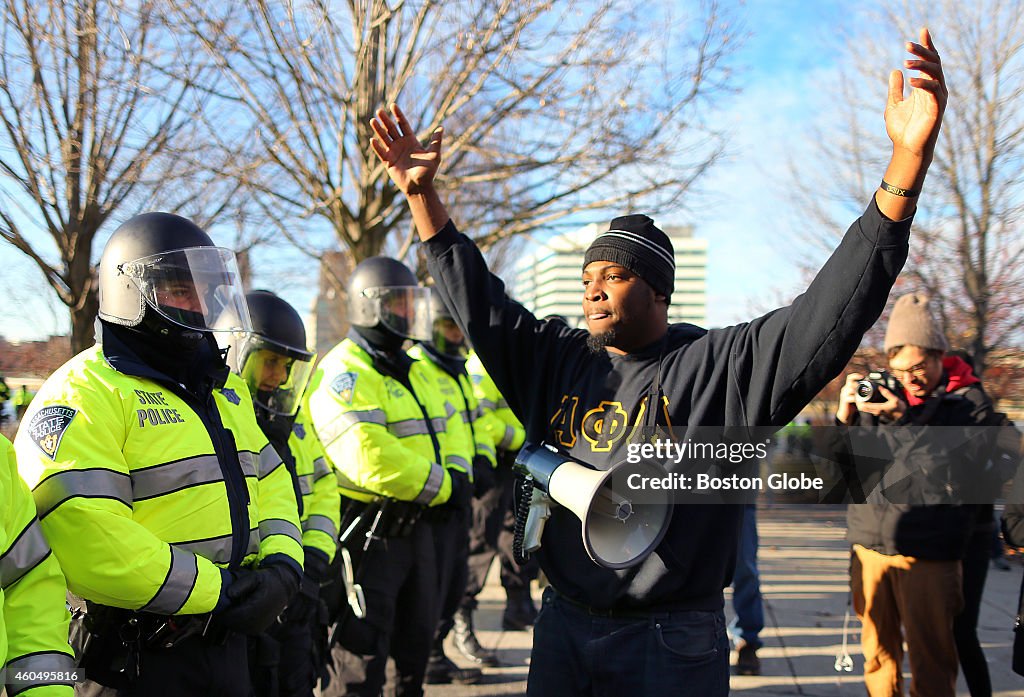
[856,371,903,403]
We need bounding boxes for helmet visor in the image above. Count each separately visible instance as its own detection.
[239,343,317,416]
[122,247,252,334]
[432,317,467,356]
[365,286,432,342]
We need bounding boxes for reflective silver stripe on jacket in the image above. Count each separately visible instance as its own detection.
[258,443,283,479]
[0,519,50,589]
[32,468,133,518]
[496,398,510,410]
[302,514,337,539]
[430,416,447,434]
[298,474,314,497]
[479,398,497,411]
[334,469,379,497]
[499,425,517,450]
[413,462,445,506]
[176,528,259,564]
[237,451,259,478]
[317,409,388,445]
[387,418,431,438]
[140,546,198,615]
[3,651,76,690]
[312,457,332,482]
[259,518,303,547]
[445,454,470,472]
[477,442,496,459]
[131,455,222,500]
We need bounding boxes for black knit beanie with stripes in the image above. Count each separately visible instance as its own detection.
[583,214,675,302]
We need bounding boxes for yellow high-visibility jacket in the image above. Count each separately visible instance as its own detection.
[1,435,74,696]
[409,345,496,475]
[466,352,525,453]
[14,345,303,616]
[307,337,453,506]
[290,409,340,562]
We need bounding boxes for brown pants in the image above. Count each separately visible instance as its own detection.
[851,545,963,697]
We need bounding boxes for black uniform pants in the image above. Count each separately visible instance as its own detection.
[322,518,438,697]
[426,507,470,644]
[249,611,317,697]
[76,631,250,697]
[462,458,537,610]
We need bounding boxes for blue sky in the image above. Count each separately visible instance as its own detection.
[0,0,893,341]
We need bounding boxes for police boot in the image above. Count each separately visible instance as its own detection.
[453,607,500,667]
[734,640,761,676]
[502,587,537,631]
[424,642,482,685]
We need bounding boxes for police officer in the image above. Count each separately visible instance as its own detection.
[409,293,495,685]
[0,374,10,427]
[225,290,340,697]
[15,213,304,696]
[13,385,33,422]
[454,349,536,665]
[307,256,470,697]
[1,433,75,696]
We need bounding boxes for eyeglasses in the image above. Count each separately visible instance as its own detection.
[888,361,931,381]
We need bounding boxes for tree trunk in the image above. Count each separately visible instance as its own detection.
[69,286,99,353]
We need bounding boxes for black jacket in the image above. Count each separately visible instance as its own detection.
[424,199,910,611]
[836,380,1001,560]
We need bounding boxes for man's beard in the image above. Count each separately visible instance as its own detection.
[586,327,617,354]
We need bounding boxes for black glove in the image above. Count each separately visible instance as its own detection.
[283,573,321,624]
[472,455,496,498]
[215,564,299,635]
[447,468,472,511]
[284,550,331,624]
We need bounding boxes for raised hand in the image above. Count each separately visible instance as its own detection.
[370,104,443,195]
[884,28,947,160]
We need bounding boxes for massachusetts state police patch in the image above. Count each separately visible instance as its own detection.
[331,372,358,404]
[27,405,78,460]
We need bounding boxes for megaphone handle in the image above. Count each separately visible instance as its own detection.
[522,492,551,556]
[512,475,535,565]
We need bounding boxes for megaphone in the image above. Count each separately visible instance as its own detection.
[513,442,673,569]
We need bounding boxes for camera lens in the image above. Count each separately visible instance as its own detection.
[855,380,875,400]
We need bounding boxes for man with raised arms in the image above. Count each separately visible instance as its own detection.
[370,28,946,697]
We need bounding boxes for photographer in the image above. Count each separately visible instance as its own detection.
[833,293,1006,697]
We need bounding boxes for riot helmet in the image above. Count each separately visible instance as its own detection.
[430,291,466,357]
[348,256,432,349]
[98,213,252,342]
[228,290,316,417]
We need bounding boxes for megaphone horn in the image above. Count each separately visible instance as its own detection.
[514,443,673,569]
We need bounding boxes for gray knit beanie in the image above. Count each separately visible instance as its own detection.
[884,293,948,352]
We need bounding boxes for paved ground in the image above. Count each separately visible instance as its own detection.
[423,504,1024,696]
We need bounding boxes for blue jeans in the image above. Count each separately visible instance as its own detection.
[729,504,763,649]
[527,587,730,697]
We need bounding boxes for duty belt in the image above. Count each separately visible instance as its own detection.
[338,498,424,548]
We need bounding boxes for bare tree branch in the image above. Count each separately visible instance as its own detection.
[172,0,742,270]
[0,0,226,350]
[791,0,1024,380]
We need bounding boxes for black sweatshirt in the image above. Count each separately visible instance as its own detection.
[424,199,911,611]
